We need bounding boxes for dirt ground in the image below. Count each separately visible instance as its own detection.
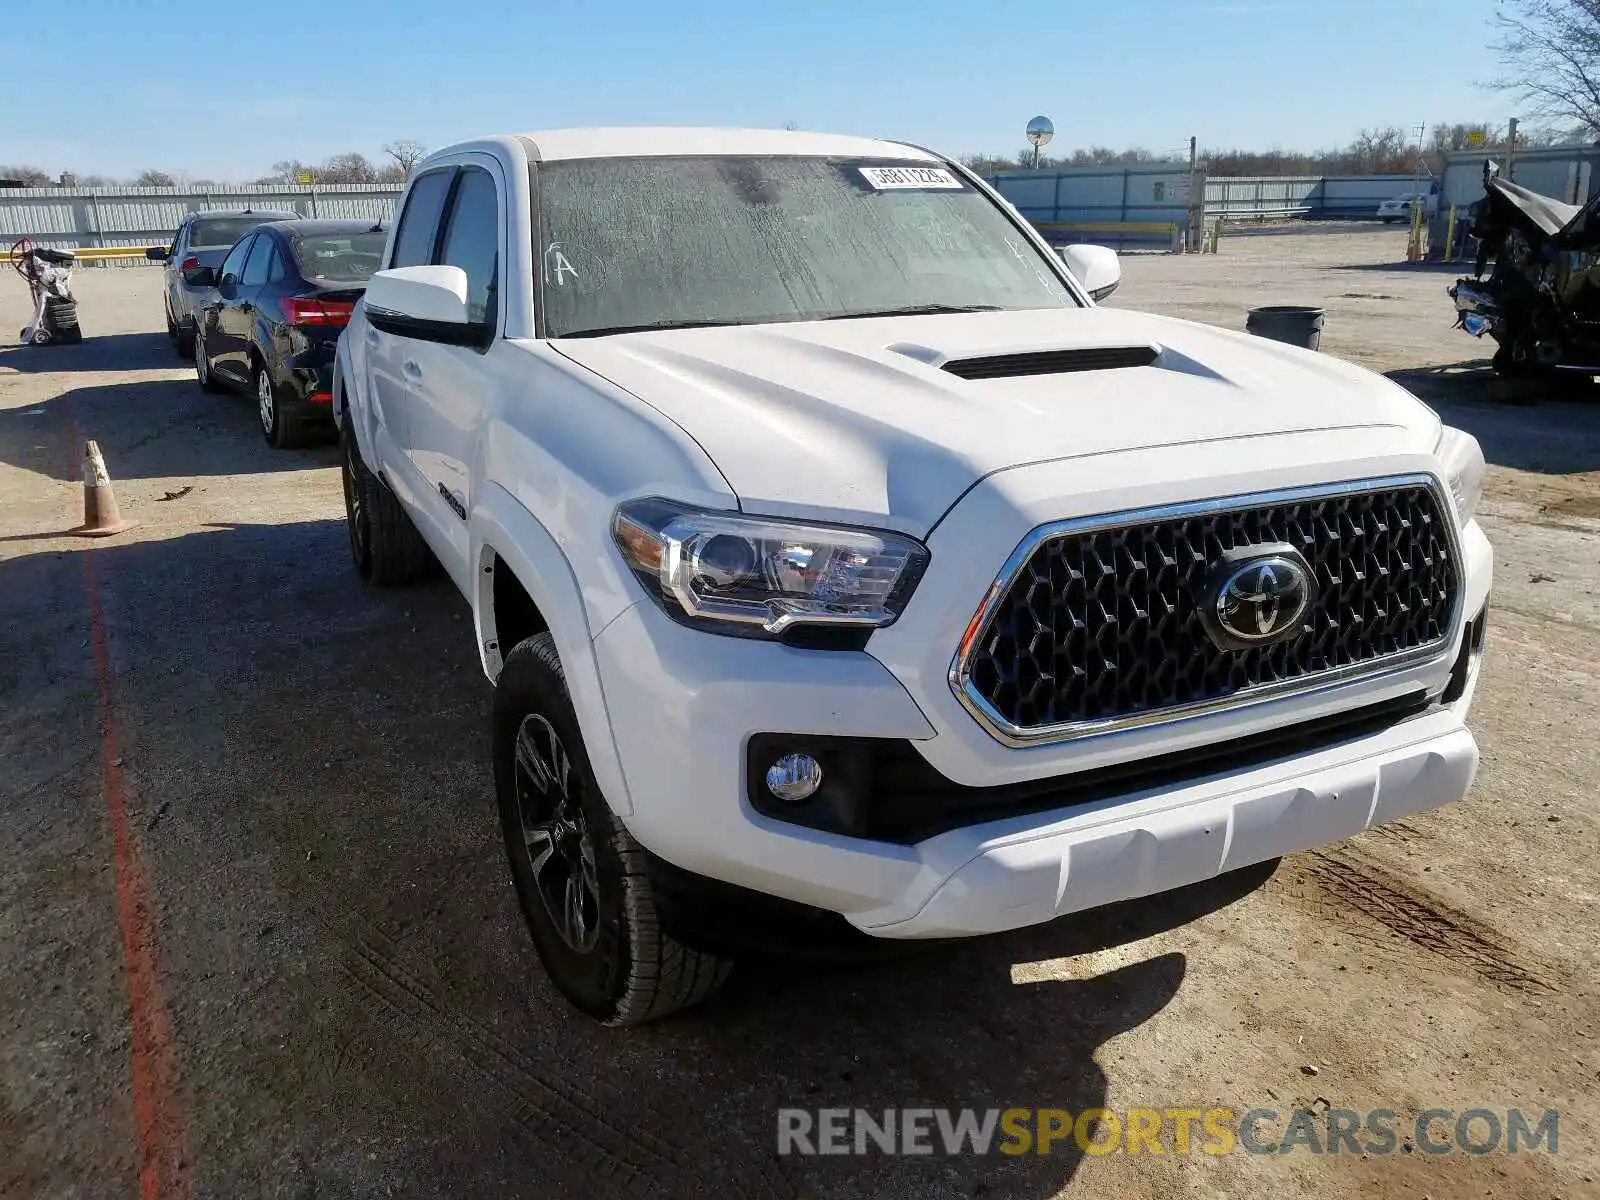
[1,228,1596,1200]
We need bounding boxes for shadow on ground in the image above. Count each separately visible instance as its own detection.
[1386,361,1600,476]
[0,518,1274,1199]
[0,365,336,483]
[0,331,183,374]
[1327,260,1470,274]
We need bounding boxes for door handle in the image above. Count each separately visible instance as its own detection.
[403,360,423,380]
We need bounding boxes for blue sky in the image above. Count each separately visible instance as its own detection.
[3,0,1507,181]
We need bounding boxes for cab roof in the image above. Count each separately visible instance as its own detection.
[514,127,940,163]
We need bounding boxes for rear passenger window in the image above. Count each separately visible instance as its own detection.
[218,236,253,286]
[390,169,455,268]
[266,244,286,284]
[240,236,272,287]
[437,168,500,328]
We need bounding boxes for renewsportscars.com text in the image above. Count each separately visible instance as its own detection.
[776,1106,1559,1157]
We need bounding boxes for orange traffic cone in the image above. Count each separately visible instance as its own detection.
[71,440,132,537]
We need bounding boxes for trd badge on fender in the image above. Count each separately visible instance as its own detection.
[438,482,467,521]
[1201,544,1315,651]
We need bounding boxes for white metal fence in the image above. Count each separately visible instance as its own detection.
[1202,174,1421,220]
[0,184,403,259]
[1439,142,1600,210]
[985,164,1201,251]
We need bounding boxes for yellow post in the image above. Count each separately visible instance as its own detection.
[1444,203,1458,261]
[1406,200,1424,261]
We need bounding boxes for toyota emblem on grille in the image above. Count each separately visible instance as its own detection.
[1203,546,1315,651]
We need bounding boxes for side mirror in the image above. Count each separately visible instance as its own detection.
[365,265,483,346]
[182,264,216,287]
[146,246,169,261]
[1060,244,1121,302]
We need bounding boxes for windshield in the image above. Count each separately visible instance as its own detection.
[535,155,1078,337]
[190,215,291,250]
[290,231,388,283]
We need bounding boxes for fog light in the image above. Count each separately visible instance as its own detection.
[765,753,822,803]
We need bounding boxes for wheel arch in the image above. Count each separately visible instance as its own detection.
[473,481,634,816]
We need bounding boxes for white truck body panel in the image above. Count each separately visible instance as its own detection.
[335,127,1492,946]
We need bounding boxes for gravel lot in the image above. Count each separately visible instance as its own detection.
[2,228,1596,1200]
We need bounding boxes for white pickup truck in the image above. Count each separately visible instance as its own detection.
[334,128,1492,1026]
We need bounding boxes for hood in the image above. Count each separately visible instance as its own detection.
[1485,176,1583,239]
[551,308,1428,534]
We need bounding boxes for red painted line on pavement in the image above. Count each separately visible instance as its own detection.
[80,514,193,1196]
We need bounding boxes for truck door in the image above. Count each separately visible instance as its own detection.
[364,166,458,507]
[398,161,503,591]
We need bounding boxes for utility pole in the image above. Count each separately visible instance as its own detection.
[1407,122,1427,262]
[1188,135,1199,252]
[1506,117,1519,181]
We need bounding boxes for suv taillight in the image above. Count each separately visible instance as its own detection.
[179,256,200,272]
[279,296,354,327]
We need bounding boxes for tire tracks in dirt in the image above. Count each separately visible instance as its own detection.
[1272,845,1555,996]
[326,906,799,1198]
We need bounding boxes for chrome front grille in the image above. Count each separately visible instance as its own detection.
[951,477,1462,746]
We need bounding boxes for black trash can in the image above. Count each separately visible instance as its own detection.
[1246,305,1324,351]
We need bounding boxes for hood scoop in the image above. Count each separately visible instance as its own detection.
[939,344,1160,380]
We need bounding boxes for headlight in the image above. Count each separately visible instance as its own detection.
[612,499,930,641]
[1435,424,1485,525]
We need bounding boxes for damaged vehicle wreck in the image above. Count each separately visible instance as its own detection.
[1450,159,1600,378]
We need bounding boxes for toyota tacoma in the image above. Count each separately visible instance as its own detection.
[333,128,1492,1026]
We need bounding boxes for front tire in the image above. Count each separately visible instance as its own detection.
[340,418,431,585]
[194,329,223,393]
[1491,328,1549,382]
[494,633,732,1026]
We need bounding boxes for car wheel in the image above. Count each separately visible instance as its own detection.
[1491,329,1547,382]
[194,330,224,393]
[257,364,309,449]
[341,418,431,585]
[493,633,733,1026]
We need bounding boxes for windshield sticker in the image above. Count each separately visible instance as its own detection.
[544,242,579,286]
[858,166,962,191]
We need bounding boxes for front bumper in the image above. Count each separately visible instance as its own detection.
[591,434,1494,942]
[593,589,1487,942]
[851,707,1477,937]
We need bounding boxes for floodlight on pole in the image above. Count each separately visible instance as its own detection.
[1026,116,1054,170]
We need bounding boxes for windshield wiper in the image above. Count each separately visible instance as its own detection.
[557,318,754,338]
[816,303,1005,321]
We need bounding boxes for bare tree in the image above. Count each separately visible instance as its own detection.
[261,158,311,185]
[0,164,50,186]
[133,169,177,187]
[1490,0,1600,138]
[382,139,427,176]
[319,152,377,184]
